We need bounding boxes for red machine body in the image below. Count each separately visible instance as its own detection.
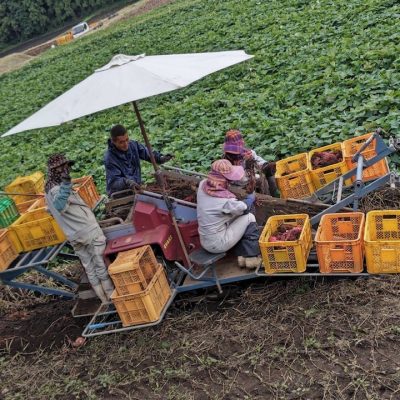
[104,198,201,266]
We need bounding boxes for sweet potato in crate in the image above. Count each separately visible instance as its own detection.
[0,197,20,228]
[364,210,400,274]
[109,245,159,295]
[315,212,365,273]
[342,133,389,182]
[0,229,19,271]
[9,208,66,252]
[72,176,101,209]
[111,264,171,327]
[275,153,315,199]
[308,143,350,189]
[259,214,312,273]
[5,172,44,204]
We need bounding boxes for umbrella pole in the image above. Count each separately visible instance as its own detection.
[132,101,191,267]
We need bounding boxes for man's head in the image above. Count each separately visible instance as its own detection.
[111,124,129,151]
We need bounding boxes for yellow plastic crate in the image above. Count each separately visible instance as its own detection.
[315,212,365,273]
[5,172,44,204]
[259,214,312,273]
[364,210,400,274]
[308,143,350,189]
[10,208,66,252]
[276,153,308,175]
[342,133,389,182]
[111,264,171,327]
[275,153,315,199]
[109,245,159,296]
[0,229,19,271]
[72,176,101,209]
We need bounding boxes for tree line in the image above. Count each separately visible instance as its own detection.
[0,0,123,46]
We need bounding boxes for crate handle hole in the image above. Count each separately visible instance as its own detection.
[382,215,397,220]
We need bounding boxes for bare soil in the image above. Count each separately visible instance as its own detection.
[0,53,34,75]
[1,275,400,399]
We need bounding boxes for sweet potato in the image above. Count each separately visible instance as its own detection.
[311,150,343,168]
[270,225,303,241]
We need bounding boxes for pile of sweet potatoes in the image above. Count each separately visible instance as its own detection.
[311,150,343,168]
[269,224,303,242]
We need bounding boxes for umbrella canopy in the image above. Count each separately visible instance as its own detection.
[2,51,253,137]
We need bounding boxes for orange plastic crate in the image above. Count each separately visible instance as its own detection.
[16,196,43,214]
[111,264,171,327]
[259,214,312,273]
[308,143,350,189]
[364,211,400,274]
[315,212,365,273]
[275,153,315,199]
[27,197,46,212]
[108,245,159,295]
[343,133,389,182]
[0,229,19,271]
[72,176,101,209]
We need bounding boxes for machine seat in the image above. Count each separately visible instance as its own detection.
[189,248,226,267]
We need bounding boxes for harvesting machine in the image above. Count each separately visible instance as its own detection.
[1,129,399,337]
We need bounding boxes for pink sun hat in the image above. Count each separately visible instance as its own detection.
[211,159,245,181]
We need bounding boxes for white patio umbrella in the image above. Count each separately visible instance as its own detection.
[2,50,254,265]
[2,51,253,137]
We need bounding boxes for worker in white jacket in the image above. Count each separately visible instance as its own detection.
[44,154,114,303]
[197,159,261,269]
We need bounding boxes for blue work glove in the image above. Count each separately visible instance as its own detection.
[242,192,256,209]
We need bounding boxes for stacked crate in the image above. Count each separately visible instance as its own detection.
[0,197,20,228]
[72,176,101,209]
[7,175,101,252]
[0,229,19,271]
[5,172,45,214]
[342,133,389,182]
[9,209,66,252]
[275,153,315,199]
[307,143,350,189]
[109,245,171,327]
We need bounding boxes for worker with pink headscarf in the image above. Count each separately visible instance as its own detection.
[197,159,261,269]
[223,129,278,197]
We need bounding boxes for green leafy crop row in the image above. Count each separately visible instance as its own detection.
[0,0,399,193]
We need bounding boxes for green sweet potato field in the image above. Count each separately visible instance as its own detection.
[0,0,399,192]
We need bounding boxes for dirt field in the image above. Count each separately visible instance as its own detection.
[0,53,35,75]
[1,272,400,399]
